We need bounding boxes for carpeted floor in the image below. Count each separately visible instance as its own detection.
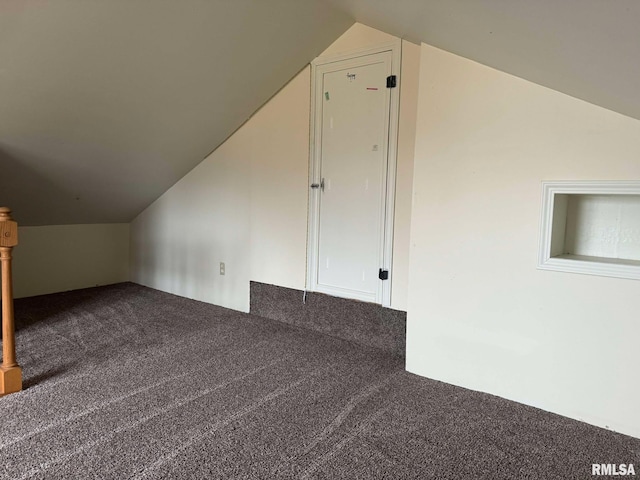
[1,283,638,479]
[249,281,406,356]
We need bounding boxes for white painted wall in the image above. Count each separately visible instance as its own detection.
[131,23,418,312]
[131,67,310,312]
[13,224,130,298]
[393,40,420,310]
[407,43,640,438]
[563,194,640,260]
[320,22,396,57]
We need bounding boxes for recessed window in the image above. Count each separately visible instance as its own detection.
[538,182,640,280]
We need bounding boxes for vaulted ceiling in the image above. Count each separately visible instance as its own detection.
[2,0,639,226]
[325,0,640,122]
[0,0,352,225]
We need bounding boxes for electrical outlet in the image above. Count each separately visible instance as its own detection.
[219,262,225,275]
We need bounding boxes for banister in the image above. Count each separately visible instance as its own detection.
[0,207,22,396]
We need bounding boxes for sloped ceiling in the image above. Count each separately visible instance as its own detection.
[324,0,640,121]
[3,1,640,227]
[0,0,353,225]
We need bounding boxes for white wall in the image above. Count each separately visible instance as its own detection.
[563,194,640,260]
[13,224,130,298]
[393,40,420,310]
[131,66,310,312]
[407,43,640,438]
[131,24,418,312]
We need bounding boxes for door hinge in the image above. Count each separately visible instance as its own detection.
[386,75,397,88]
[379,269,389,280]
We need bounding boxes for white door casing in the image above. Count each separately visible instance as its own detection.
[307,42,400,306]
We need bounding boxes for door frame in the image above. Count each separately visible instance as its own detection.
[306,41,401,307]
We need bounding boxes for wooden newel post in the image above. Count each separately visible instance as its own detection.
[0,207,22,396]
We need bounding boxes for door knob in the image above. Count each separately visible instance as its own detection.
[311,178,325,191]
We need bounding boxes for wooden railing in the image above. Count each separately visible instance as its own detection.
[0,207,22,396]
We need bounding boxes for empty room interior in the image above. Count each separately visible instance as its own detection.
[1,1,639,478]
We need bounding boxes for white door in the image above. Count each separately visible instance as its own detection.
[307,49,398,305]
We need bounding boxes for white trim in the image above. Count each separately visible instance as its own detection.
[311,284,377,304]
[381,41,401,307]
[537,180,640,280]
[306,41,401,307]
[307,58,319,299]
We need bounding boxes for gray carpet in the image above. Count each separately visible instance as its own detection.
[0,283,637,479]
[250,281,406,357]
